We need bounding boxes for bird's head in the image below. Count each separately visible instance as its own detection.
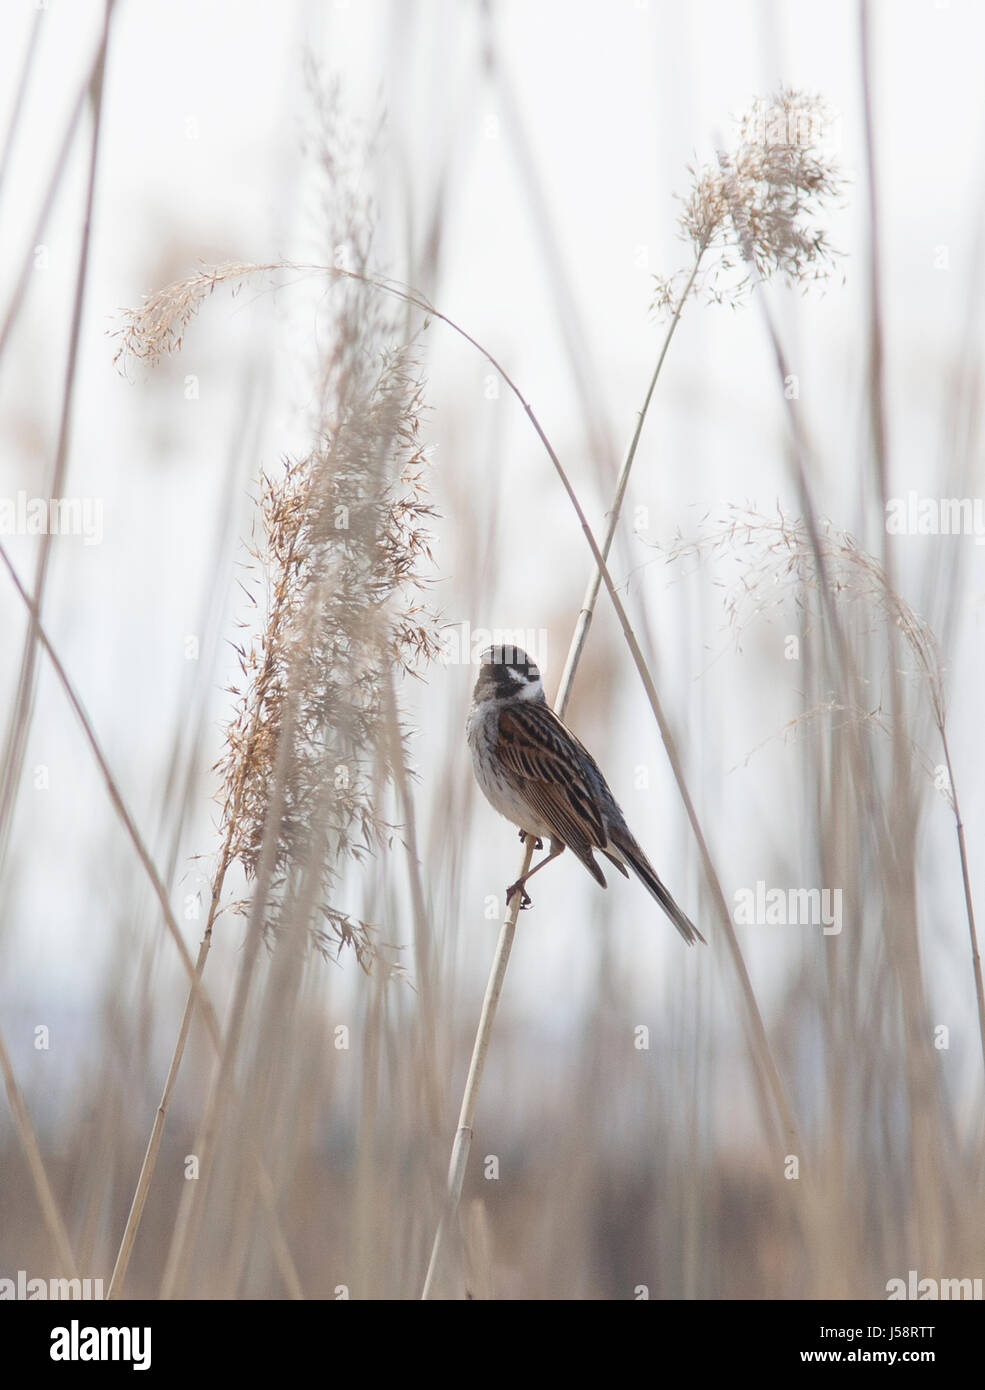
[473,645,545,704]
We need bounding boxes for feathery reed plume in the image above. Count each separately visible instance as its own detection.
[652,87,844,317]
[158,301,440,1298]
[217,337,439,968]
[112,261,265,372]
[114,91,440,970]
[108,92,441,1296]
[669,506,944,711]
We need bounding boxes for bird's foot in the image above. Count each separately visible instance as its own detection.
[517,830,543,850]
[506,880,532,910]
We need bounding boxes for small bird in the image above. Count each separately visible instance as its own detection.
[466,645,704,945]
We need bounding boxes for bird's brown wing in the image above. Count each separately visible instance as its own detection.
[497,703,608,885]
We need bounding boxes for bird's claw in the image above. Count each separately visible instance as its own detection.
[518,830,543,851]
[506,880,532,910]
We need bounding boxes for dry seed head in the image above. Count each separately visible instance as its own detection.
[112,261,270,371]
[116,83,443,973]
[215,332,439,971]
[653,87,844,316]
[665,505,949,771]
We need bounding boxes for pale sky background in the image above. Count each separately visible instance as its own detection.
[2,0,984,1126]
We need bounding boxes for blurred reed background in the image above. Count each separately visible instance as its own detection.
[1,0,983,1300]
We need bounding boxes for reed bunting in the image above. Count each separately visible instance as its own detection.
[467,645,704,944]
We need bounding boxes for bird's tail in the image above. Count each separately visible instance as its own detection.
[608,833,705,946]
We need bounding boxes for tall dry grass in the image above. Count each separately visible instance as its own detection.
[0,12,982,1304]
